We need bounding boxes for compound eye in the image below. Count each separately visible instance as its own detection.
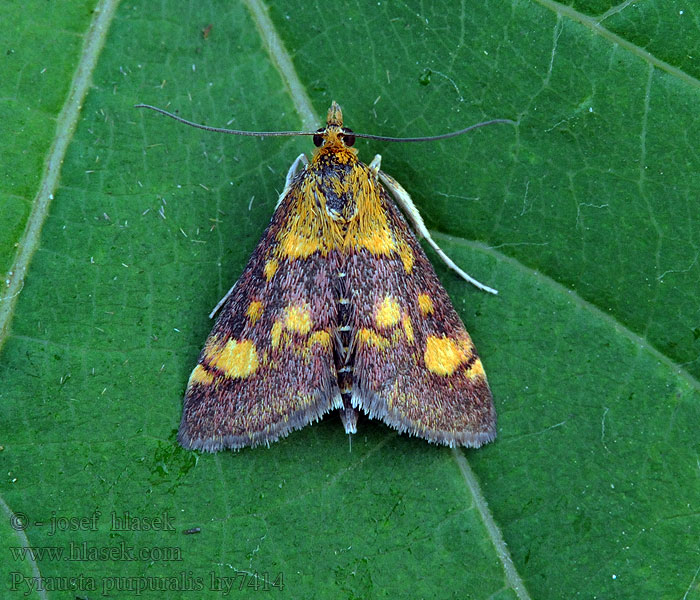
[342,127,356,146]
[313,128,325,147]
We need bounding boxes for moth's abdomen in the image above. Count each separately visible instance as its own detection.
[333,265,357,433]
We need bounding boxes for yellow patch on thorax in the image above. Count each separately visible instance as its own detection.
[343,166,396,255]
[246,300,264,323]
[284,304,312,334]
[418,294,434,315]
[279,230,324,259]
[275,176,344,260]
[375,295,401,328]
[353,226,395,255]
[210,339,258,378]
[424,335,472,376]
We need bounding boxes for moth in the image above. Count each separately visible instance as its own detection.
[137,102,511,451]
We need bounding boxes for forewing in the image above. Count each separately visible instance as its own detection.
[348,186,496,447]
[179,185,342,451]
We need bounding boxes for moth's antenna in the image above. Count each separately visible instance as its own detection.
[134,104,317,138]
[352,119,516,143]
[135,104,515,141]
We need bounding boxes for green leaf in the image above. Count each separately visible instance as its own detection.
[1,1,698,599]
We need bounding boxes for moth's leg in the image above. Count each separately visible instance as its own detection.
[209,284,236,318]
[377,164,498,295]
[285,153,309,186]
[276,153,309,209]
[369,154,382,176]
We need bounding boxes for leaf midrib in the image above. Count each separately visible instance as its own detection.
[0,0,121,355]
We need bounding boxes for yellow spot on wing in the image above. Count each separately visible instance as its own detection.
[203,334,220,352]
[375,296,400,328]
[264,259,278,280]
[402,314,414,342]
[210,339,258,378]
[357,328,390,350]
[284,305,312,334]
[418,294,434,315]
[466,358,485,380]
[424,335,470,376]
[188,364,214,386]
[396,235,414,273]
[458,337,475,358]
[308,330,331,349]
[246,301,264,323]
[271,321,283,348]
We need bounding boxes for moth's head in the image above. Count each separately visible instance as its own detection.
[312,101,357,153]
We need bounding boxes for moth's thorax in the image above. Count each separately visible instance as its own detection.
[307,141,367,223]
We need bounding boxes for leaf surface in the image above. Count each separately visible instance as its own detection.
[1,1,698,598]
